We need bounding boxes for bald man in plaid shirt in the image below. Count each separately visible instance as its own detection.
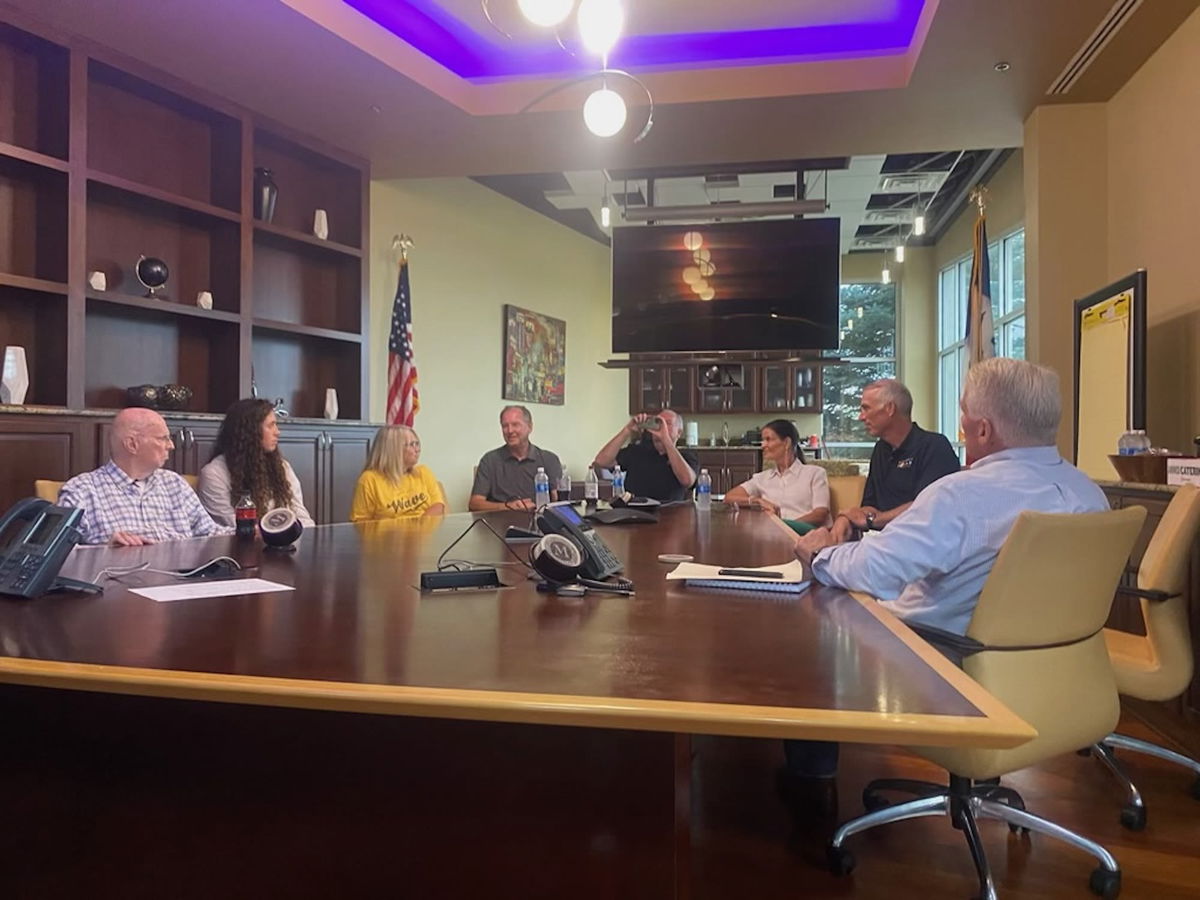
[58,408,230,546]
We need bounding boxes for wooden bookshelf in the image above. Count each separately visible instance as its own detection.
[0,16,369,419]
[0,23,68,161]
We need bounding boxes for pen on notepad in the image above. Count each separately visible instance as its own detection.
[717,568,784,579]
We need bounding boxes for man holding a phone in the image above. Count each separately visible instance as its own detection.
[593,409,698,503]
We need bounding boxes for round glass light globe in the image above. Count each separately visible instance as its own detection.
[698,260,715,277]
[582,87,627,137]
[578,0,624,56]
[682,266,701,284]
[518,0,574,28]
[682,231,703,251]
[691,279,708,294]
[699,288,715,301]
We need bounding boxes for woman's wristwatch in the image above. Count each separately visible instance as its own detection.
[864,511,877,530]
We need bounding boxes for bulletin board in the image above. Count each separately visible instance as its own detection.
[1073,271,1146,480]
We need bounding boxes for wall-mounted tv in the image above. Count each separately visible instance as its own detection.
[611,218,840,353]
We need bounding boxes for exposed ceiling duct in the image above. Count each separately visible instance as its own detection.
[621,199,827,223]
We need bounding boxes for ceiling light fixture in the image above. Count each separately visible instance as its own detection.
[622,198,826,222]
[577,0,624,56]
[894,244,905,263]
[488,1,654,142]
[516,0,574,27]
[912,213,926,236]
[582,85,626,136]
[600,203,610,228]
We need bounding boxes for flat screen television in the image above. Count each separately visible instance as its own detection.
[611,218,840,353]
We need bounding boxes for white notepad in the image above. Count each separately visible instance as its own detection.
[665,559,810,593]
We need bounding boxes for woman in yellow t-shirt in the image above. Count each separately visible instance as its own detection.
[350,426,446,521]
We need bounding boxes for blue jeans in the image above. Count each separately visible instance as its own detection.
[783,739,840,778]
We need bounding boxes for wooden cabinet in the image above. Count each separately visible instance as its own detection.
[0,415,95,509]
[696,364,755,413]
[274,422,374,524]
[759,363,821,414]
[630,365,693,414]
[692,447,761,496]
[1103,484,1200,757]
[0,19,368,420]
[0,411,375,526]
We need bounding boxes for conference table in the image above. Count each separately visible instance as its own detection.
[0,504,1032,898]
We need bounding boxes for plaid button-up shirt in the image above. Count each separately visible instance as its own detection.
[58,460,231,545]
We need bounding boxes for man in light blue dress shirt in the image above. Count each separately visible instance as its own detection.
[58,408,228,546]
[779,358,1107,810]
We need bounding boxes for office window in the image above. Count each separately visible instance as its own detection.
[936,227,1025,440]
[823,282,897,457]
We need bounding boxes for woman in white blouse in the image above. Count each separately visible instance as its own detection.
[197,398,315,528]
[723,418,830,527]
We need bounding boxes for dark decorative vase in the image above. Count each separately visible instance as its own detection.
[253,167,278,223]
[125,384,160,408]
[157,383,193,411]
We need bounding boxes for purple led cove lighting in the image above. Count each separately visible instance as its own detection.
[342,0,927,80]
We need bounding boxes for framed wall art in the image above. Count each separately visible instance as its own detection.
[503,305,565,405]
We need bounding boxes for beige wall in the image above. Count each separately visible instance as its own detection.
[1105,6,1200,453]
[1019,5,1200,456]
[368,177,627,511]
[1023,104,1109,454]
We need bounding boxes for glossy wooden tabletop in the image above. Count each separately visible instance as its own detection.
[0,504,1034,747]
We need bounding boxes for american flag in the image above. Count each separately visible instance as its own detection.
[965,210,996,367]
[387,260,419,425]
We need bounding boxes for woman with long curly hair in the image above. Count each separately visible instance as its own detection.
[197,398,315,527]
[350,425,445,520]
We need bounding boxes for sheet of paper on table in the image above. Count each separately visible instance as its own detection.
[129,578,295,603]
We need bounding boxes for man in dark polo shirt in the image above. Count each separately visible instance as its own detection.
[593,409,698,502]
[468,405,563,511]
[831,378,959,542]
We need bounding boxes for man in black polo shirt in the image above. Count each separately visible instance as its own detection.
[468,405,563,511]
[831,378,959,542]
[593,409,698,502]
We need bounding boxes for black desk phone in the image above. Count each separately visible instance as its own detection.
[0,498,90,598]
[537,503,623,580]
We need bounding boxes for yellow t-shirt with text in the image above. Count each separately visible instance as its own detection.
[349,466,445,521]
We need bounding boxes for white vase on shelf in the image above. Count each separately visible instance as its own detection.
[313,209,329,241]
[1,346,30,405]
[324,387,339,420]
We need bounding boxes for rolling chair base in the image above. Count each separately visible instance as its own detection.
[1088,732,1200,830]
[828,775,1121,900]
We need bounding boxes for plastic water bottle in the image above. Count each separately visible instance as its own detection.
[612,464,625,498]
[696,468,712,511]
[235,492,258,540]
[584,466,599,502]
[534,467,550,510]
[1117,431,1138,456]
[557,469,571,499]
[1134,429,1152,453]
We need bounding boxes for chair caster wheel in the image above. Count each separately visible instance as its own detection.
[1077,747,1095,758]
[1007,823,1030,835]
[1089,867,1121,899]
[827,844,856,877]
[1119,805,1146,831]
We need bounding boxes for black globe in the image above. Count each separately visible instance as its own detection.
[136,256,169,291]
